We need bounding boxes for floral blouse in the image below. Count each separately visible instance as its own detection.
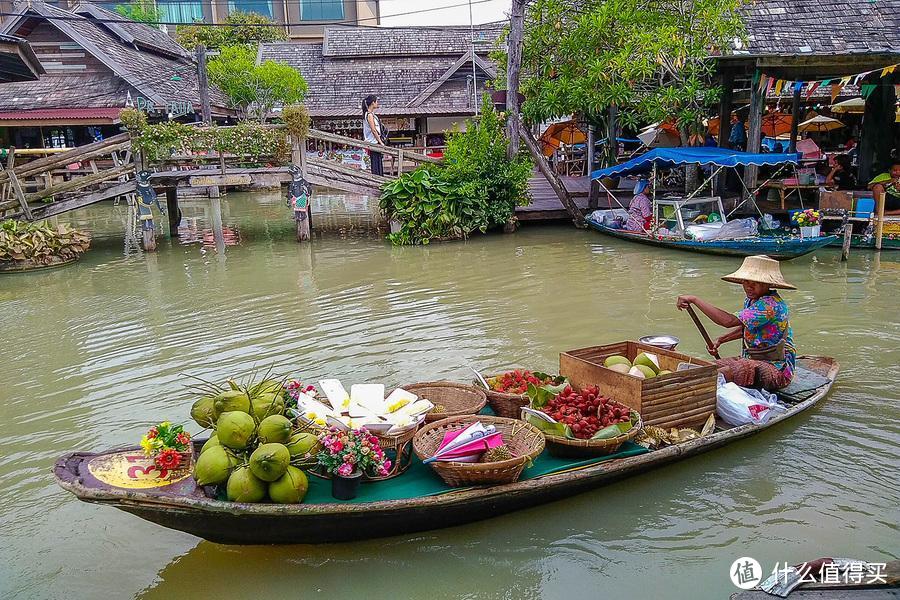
[625,193,652,231]
[737,292,795,377]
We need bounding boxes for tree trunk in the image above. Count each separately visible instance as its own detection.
[505,0,526,158]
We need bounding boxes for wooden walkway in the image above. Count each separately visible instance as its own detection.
[518,173,631,221]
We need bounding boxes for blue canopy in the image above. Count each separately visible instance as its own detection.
[591,147,801,180]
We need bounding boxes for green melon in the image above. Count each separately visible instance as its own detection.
[226,467,267,503]
[629,364,657,379]
[217,411,256,449]
[268,466,309,504]
[257,415,292,444]
[249,443,290,482]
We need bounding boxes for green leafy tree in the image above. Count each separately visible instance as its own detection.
[505,0,744,158]
[114,0,163,24]
[175,11,287,49]
[207,45,307,121]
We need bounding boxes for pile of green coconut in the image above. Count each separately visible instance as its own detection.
[191,380,320,504]
[603,352,673,379]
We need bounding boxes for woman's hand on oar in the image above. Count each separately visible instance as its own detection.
[675,295,695,310]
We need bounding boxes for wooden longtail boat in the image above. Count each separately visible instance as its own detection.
[54,356,838,545]
[586,218,837,260]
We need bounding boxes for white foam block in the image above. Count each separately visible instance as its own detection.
[319,379,350,412]
[350,384,386,413]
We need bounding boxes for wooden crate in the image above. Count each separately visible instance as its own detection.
[560,341,717,430]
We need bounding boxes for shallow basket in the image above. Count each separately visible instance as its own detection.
[402,381,487,423]
[539,411,643,458]
[412,415,545,487]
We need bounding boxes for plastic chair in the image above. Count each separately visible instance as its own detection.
[852,197,876,218]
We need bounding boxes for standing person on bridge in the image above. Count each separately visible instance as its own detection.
[363,95,385,176]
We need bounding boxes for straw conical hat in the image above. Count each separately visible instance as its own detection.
[722,255,796,290]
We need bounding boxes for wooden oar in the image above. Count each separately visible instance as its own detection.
[686,305,720,359]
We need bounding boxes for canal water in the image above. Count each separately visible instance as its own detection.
[1,192,898,599]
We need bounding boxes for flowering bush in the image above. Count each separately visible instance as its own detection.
[140,421,192,470]
[795,209,821,227]
[317,427,391,478]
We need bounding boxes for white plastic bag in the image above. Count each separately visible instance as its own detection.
[716,375,786,426]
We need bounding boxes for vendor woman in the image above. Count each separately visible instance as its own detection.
[676,255,795,391]
[625,179,652,231]
[868,161,900,216]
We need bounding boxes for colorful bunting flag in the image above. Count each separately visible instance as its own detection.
[882,64,897,77]
[805,81,821,99]
[764,77,775,95]
[831,83,845,103]
[774,79,784,95]
[860,84,877,99]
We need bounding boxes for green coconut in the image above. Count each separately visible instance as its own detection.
[200,434,220,454]
[604,355,632,369]
[268,466,309,504]
[249,443,290,482]
[608,363,631,374]
[629,364,657,379]
[214,390,251,418]
[257,415,292,444]
[226,467,267,503]
[190,396,217,428]
[217,411,256,449]
[193,445,232,486]
[250,393,285,421]
[285,432,321,459]
[658,369,673,376]
[633,352,661,374]
[250,379,284,398]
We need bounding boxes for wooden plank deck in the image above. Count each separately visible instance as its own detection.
[518,173,630,222]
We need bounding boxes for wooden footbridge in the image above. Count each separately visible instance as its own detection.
[0,125,441,228]
[0,118,585,248]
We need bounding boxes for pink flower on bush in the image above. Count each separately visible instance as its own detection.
[337,463,354,477]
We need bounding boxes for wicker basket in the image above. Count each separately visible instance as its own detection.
[540,412,643,458]
[479,373,529,419]
[402,381,487,423]
[413,415,545,487]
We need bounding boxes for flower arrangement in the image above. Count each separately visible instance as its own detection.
[317,427,392,478]
[284,379,317,411]
[795,209,821,227]
[140,421,192,470]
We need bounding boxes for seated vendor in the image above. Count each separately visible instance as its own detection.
[625,179,652,232]
[868,161,900,216]
[825,154,856,190]
[676,255,795,391]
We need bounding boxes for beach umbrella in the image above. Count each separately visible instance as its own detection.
[761,112,793,137]
[540,120,586,146]
[830,97,865,114]
[798,115,845,133]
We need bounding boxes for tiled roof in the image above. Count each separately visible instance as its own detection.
[72,3,192,59]
[321,23,505,58]
[738,0,900,55]
[261,26,500,118]
[0,2,229,112]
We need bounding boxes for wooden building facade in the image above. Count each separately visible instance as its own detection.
[0,1,231,150]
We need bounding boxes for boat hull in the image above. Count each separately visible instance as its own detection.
[54,357,837,545]
[586,219,837,259]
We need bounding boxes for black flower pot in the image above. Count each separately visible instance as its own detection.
[331,471,363,500]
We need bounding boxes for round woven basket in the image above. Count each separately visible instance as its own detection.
[413,415,545,487]
[402,381,487,423]
[541,412,643,458]
[479,373,529,419]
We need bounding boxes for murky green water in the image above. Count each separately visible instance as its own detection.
[1,193,898,599]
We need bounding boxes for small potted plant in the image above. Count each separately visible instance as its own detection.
[795,209,821,238]
[317,427,392,500]
[140,421,192,471]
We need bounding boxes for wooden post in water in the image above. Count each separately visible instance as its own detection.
[165,187,180,237]
[292,135,311,242]
[135,150,157,252]
[875,189,886,250]
[744,76,763,190]
[840,212,852,261]
[505,0,526,159]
